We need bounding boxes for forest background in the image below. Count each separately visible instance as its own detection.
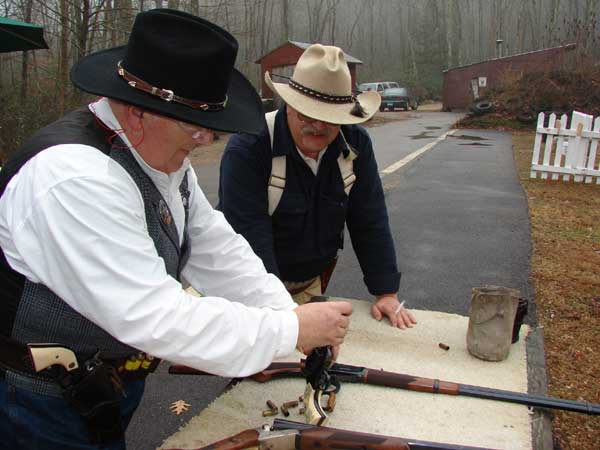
[0,0,598,158]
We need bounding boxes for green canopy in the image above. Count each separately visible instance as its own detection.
[0,16,48,53]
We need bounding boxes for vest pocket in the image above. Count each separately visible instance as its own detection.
[273,194,307,242]
[321,194,348,249]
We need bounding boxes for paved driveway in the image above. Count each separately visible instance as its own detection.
[328,127,534,316]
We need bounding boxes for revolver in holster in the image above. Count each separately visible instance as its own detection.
[61,356,125,444]
[28,344,125,445]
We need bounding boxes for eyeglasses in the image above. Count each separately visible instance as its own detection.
[175,120,213,140]
[296,111,337,126]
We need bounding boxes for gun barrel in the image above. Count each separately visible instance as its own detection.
[459,384,600,415]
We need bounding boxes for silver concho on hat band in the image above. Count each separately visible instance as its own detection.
[117,61,228,111]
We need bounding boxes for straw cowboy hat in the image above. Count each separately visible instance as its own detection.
[265,44,380,125]
[70,9,263,134]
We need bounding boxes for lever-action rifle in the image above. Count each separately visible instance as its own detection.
[168,361,600,415]
[163,419,497,450]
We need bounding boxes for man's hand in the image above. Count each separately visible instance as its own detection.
[371,294,417,329]
[295,301,352,354]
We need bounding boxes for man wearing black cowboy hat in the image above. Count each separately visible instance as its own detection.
[219,44,417,329]
[0,10,352,449]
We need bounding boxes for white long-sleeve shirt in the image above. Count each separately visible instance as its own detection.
[0,99,298,377]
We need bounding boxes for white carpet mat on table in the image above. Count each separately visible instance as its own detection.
[159,298,531,450]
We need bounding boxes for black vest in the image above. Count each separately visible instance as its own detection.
[0,108,190,395]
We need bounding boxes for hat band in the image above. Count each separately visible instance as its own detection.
[288,79,354,104]
[117,61,227,111]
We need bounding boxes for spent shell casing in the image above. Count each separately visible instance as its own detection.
[438,342,450,351]
[262,409,278,417]
[323,393,337,412]
[280,405,290,417]
[266,400,278,411]
[282,400,299,409]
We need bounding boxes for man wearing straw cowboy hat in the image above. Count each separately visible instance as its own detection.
[0,10,352,449]
[219,44,416,329]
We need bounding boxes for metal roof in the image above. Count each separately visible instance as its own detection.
[256,40,363,64]
[288,41,362,64]
[443,43,576,73]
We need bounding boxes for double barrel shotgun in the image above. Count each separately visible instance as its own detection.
[163,419,498,450]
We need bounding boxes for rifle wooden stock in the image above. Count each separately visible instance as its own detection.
[167,362,303,381]
[360,369,458,395]
[168,361,600,415]
[296,425,410,450]
[174,429,260,450]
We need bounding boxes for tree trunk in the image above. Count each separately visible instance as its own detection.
[548,0,562,45]
[190,0,199,16]
[20,0,33,101]
[454,0,462,66]
[282,0,289,40]
[58,0,69,116]
[445,0,453,68]
[114,0,134,45]
[107,1,118,48]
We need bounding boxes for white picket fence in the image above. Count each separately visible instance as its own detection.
[530,111,600,184]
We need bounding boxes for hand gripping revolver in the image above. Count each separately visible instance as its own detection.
[301,295,341,425]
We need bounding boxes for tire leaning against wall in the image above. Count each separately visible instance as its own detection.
[470,100,493,116]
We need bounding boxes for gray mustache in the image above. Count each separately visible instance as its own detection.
[301,126,331,137]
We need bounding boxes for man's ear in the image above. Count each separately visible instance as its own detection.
[129,106,145,119]
[285,104,293,118]
[192,129,214,146]
[126,106,145,131]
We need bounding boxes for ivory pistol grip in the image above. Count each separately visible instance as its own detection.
[303,383,328,426]
[27,343,79,372]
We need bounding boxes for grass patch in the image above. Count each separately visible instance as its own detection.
[512,131,600,450]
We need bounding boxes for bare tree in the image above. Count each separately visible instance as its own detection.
[57,0,69,115]
[2,0,600,160]
[281,0,289,40]
[20,0,33,99]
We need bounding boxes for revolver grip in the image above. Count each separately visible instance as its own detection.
[28,343,79,372]
[303,383,328,426]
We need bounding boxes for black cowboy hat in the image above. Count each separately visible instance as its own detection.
[71,9,263,134]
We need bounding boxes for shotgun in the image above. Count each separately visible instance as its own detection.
[162,419,497,450]
[168,361,600,415]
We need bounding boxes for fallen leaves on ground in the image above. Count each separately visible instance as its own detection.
[170,400,191,416]
[512,131,599,450]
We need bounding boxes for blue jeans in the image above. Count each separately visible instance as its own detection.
[0,377,145,450]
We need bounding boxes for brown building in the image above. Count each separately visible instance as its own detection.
[256,40,363,99]
[442,44,576,111]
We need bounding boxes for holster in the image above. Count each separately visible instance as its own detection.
[61,358,125,445]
